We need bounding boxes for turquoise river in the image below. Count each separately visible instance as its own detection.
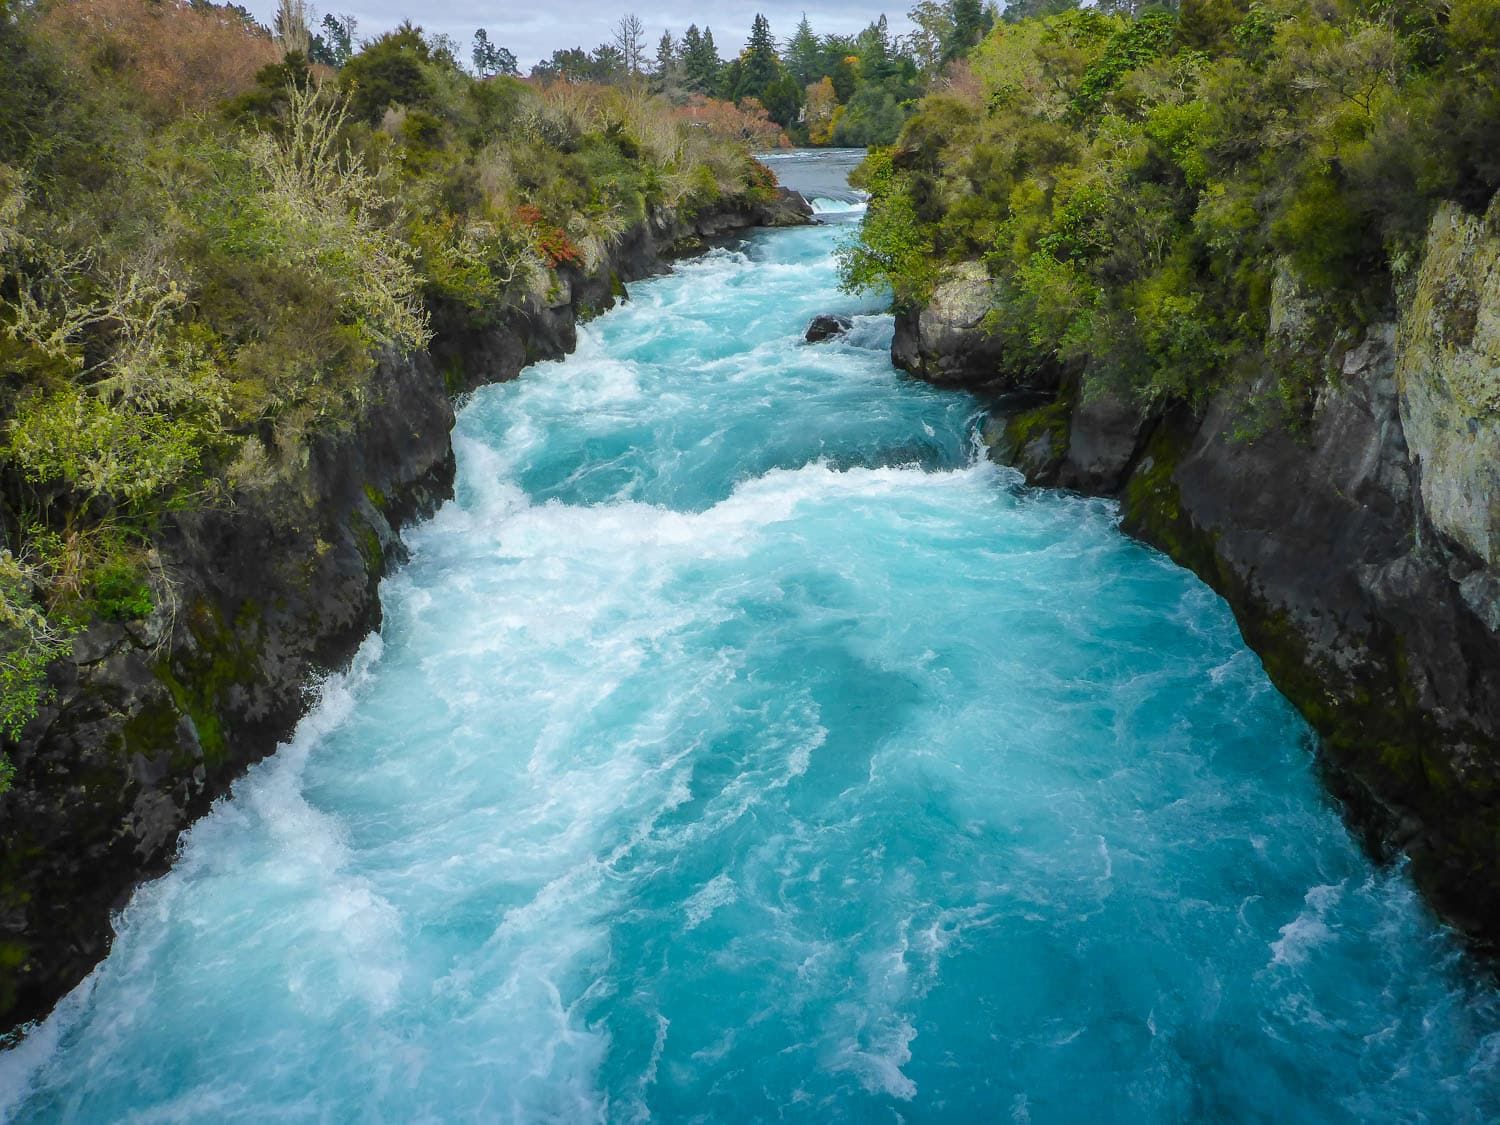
[2,150,1498,1122]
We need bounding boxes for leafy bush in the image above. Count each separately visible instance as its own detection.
[836,150,937,309]
[843,0,1500,406]
[0,3,770,740]
[38,0,279,121]
[0,550,69,744]
[90,558,153,621]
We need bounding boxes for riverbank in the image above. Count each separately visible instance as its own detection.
[0,188,811,1035]
[889,217,1500,950]
[5,188,1497,1122]
[838,0,1500,951]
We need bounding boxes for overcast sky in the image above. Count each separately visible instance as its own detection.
[240,2,917,71]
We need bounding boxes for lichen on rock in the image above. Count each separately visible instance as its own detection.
[892,261,1010,386]
[1398,200,1500,569]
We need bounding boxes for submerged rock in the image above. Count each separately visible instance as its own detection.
[805,313,853,343]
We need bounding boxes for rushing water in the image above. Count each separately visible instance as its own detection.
[4,152,1499,1123]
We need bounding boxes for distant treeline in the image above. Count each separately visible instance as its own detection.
[520,5,993,146]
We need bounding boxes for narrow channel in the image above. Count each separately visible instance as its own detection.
[3,150,1496,1122]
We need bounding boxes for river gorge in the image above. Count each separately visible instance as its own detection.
[2,150,1497,1122]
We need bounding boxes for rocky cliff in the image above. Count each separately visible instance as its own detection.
[0,189,812,1034]
[896,203,1500,948]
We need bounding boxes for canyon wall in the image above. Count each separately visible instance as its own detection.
[896,198,1500,948]
[0,191,811,1033]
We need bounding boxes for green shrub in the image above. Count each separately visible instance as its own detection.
[0,3,771,720]
[90,558,153,621]
[0,550,69,743]
[843,0,1500,409]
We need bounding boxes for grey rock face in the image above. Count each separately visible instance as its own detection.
[929,228,1500,946]
[1057,390,1153,494]
[891,263,1010,386]
[1397,200,1500,569]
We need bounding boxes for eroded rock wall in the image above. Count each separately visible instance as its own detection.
[920,205,1500,948]
[0,190,810,1033]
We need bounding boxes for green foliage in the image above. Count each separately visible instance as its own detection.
[734,15,783,102]
[90,557,153,621]
[339,23,436,124]
[0,4,770,740]
[831,87,908,146]
[0,550,69,745]
[844,0,1500,407]
[7,383,211,504]
[1072,9,1176,116]
[838,150,937,309]
[619,11,931,147]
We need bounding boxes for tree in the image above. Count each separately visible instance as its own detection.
[831,84,906,145]
[734,13,782,103]
[339,22,435,122]
[314,12,356,67]
[805,76,838,143]
[654,31,684,92]
[681,24,722,93]
[472,28,497,76]
[590,42,626,83]
[532,46,592,83]
[471,29,518,77]
[274,0,309,56]
[826,39,859,102]
[613,13,647,77]
[857,15,897,85]
[761,70,803,128]
[786,14,822,86]
[1001,0,1075,23]
[428,33,463,70]
[948,0,992,57]
[906,1,950,77]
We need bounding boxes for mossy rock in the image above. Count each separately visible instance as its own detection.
[988,393,1074,483]
[154,598,267,768]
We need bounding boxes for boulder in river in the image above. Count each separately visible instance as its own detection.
[805,313,853,343]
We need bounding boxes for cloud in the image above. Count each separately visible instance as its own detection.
[243,1,915,70]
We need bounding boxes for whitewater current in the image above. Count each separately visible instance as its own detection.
[3,155,1499,1122]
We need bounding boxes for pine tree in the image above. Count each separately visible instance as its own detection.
[761,70,803,128]
[701,27,721,91]
[947,0,992,59]
[786,14,822,86]
[856,15,895,85]
[735,13,782,102]
[655,30,676,73]
[320,12,356,67]
[653,30,683,91]
[681,24,722,93]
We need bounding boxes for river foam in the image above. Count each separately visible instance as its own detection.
[3,195,1498,1122]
